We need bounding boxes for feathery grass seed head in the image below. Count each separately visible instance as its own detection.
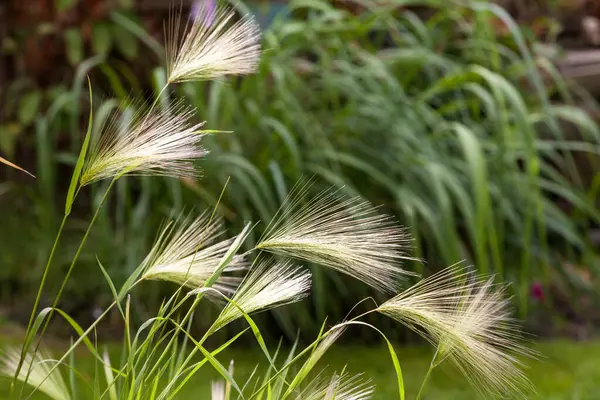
[80,101,207,186]
[141,213,245,294]
[377,266,473,343]
[439,275,534,397]
[213,259,311,330]
[1,347,71,400]
[377,266,534,397]
[299,372,374,400]
[256,183,415,293]
[166,3,261,83]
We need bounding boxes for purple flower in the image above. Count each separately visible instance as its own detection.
[530,281,544,301]
[190,0,217,27]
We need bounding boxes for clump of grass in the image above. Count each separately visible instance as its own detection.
[3,2,536,400]
[16,0,598,340]
[178,0,600,326]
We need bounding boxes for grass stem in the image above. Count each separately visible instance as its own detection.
[19,177,118,399]
[12,214,68,398]
[49,177,118,321]
[416,348,440,400]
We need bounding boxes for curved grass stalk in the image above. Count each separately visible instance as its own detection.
[21,302,117,399]
[281,326,347,399]
[415,348,439,400]
[14,214,67,397]
[20,178,118,398]
[251,317,404,400]
[14,81,96,396]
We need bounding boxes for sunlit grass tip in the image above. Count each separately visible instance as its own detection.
[1,347,71,400]
[0,156,35,178]
[80,100,207,186]
[140,213,246,294]
[377,265,535,397]
[256,182,416,293]
[166,2,261,83]
[212,258,311,331]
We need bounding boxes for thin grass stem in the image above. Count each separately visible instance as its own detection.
[12,214,68,397]
[48,177,118,321]
[144,84,170,125]
[415,348,440,400]
[23,177,118,395]
[24,302,117,400]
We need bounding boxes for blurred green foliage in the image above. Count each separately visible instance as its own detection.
[2,0,600,339]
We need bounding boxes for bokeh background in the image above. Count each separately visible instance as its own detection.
[2,0,600,398]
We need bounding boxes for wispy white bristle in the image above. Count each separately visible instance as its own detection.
[80,101,207,186]
[440,275,535,397]
[211,380,225,400]
[166,3,261,83]
[141,213,245,294]
[212,259,311,331]
[299,371,375,400]
[377,266,534,397]
[1,347,71,400]
[256,182,416,293]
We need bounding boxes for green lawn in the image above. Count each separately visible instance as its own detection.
[3,336,600,399]
[175,340,600,399]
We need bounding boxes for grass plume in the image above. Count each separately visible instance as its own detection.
[80,101,207,186]
[439,274,535,397]
[211,380,225,400]
[256,183,415,293]
[140,213,245,294]
[166,2,261,83]
[212,258,311,331]
[377,266,534,397]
